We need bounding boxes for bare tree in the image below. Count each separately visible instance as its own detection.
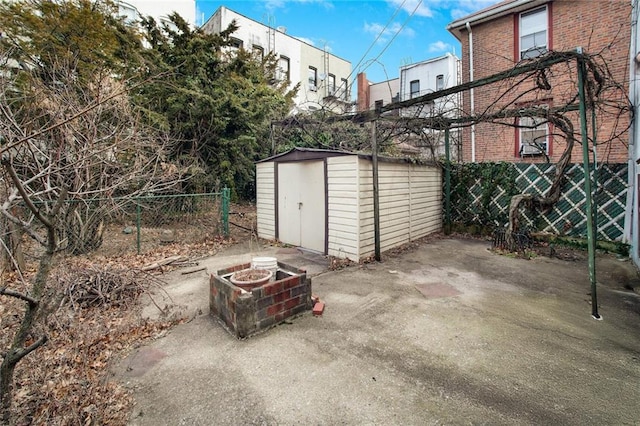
[0,57,182,421]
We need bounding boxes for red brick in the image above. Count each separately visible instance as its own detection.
[273,290,291,303]
[284,296,301,310]
[282,276,301,290]
[312,302,325,316]
[454,0,630,164]
[264,282,284,296]
[266,303,283,316]
[219,263,250,275]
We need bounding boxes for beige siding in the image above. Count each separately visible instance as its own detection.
[408,165,442,238]
[359,161,442,258]
[256,162,276,239]
[327,156,359,260]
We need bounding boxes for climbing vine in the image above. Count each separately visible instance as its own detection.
[449,162,518,230]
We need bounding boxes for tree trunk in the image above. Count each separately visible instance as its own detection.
[505,114,575,250]
[0,229,55,423]
[1,213,25,273]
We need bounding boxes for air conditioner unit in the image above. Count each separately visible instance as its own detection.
[520,142,547,156]
[309,84,317,92]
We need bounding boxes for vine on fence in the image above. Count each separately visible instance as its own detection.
[450,162,519,230]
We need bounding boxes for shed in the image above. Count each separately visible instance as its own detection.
[256,148,442,261]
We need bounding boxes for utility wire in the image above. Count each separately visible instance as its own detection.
[358,0,423,76]
[343,0,408,88]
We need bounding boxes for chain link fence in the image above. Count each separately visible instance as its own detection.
[3,190,230,260]
[120,190,230,255]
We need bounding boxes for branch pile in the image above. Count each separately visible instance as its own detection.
[60,264,166,309]
[1,258,180,425]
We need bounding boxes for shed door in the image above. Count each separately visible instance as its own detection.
[278,161,325,252]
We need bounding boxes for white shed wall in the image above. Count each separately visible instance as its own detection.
[358,160,442,258]
[256,162,276,240]
[408,166,443,237]
[327,156,360,260]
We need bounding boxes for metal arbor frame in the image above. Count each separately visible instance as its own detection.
[273,49,625,318]
[373,49,602,319]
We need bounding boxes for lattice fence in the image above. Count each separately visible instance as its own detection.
[449,163,628,241]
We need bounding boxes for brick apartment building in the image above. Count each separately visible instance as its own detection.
[447,0,632,163]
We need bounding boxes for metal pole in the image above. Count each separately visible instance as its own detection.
[136,200,141,255]
[591,109,599,254]
[270,122,276,156]
[222,188,230,238]
[577,48,600,319]
[444,126,452,234]
[372,120,381,261]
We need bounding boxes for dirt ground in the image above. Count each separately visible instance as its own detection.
[113,234,640,425]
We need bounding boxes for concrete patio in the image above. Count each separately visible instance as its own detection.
[115,237,640,425]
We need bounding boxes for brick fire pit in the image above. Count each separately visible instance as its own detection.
[210,261,312,338]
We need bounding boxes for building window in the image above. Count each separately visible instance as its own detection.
[230,37,243,49]
[374,100,383,112]
[519,116,549,156]
[520,6,547,59]
[328,73,336,96]
[159,16,178,32]
[278,56,290,82]
[252,45,264,60]
[340,78,349,100]
[118,2,137,23]
[308,67,317,90]
[436,74,444,91]
[410,80,420,98]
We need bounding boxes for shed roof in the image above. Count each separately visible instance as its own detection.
[256,147,438,167]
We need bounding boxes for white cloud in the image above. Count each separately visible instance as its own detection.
[450,8,469,20]
[265,0,285,10]
[428,40,452,52]
[364,22,386,36]
[265,0,334,11]
[445,1,497,20]
[386,0,434,18]
[364,21,416,44]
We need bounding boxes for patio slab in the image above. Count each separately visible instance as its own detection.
[115,237,640,425]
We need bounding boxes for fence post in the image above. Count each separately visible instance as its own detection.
[444,126,452,234]
[222,188,230,237]
[577,48,599,320]
[136,199,141,255]
[371,120,381,262]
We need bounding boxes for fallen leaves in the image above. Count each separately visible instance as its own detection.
[1,253,192,425]
[0,203,253,424]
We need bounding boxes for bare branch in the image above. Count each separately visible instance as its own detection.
[0,72,171,156]
[8,336,48,364]
[0,286,38,307]
[1,157,52,229]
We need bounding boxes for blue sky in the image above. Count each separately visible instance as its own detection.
[195,0,495,83]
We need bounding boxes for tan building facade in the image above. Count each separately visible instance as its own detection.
[202,7,353,114]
